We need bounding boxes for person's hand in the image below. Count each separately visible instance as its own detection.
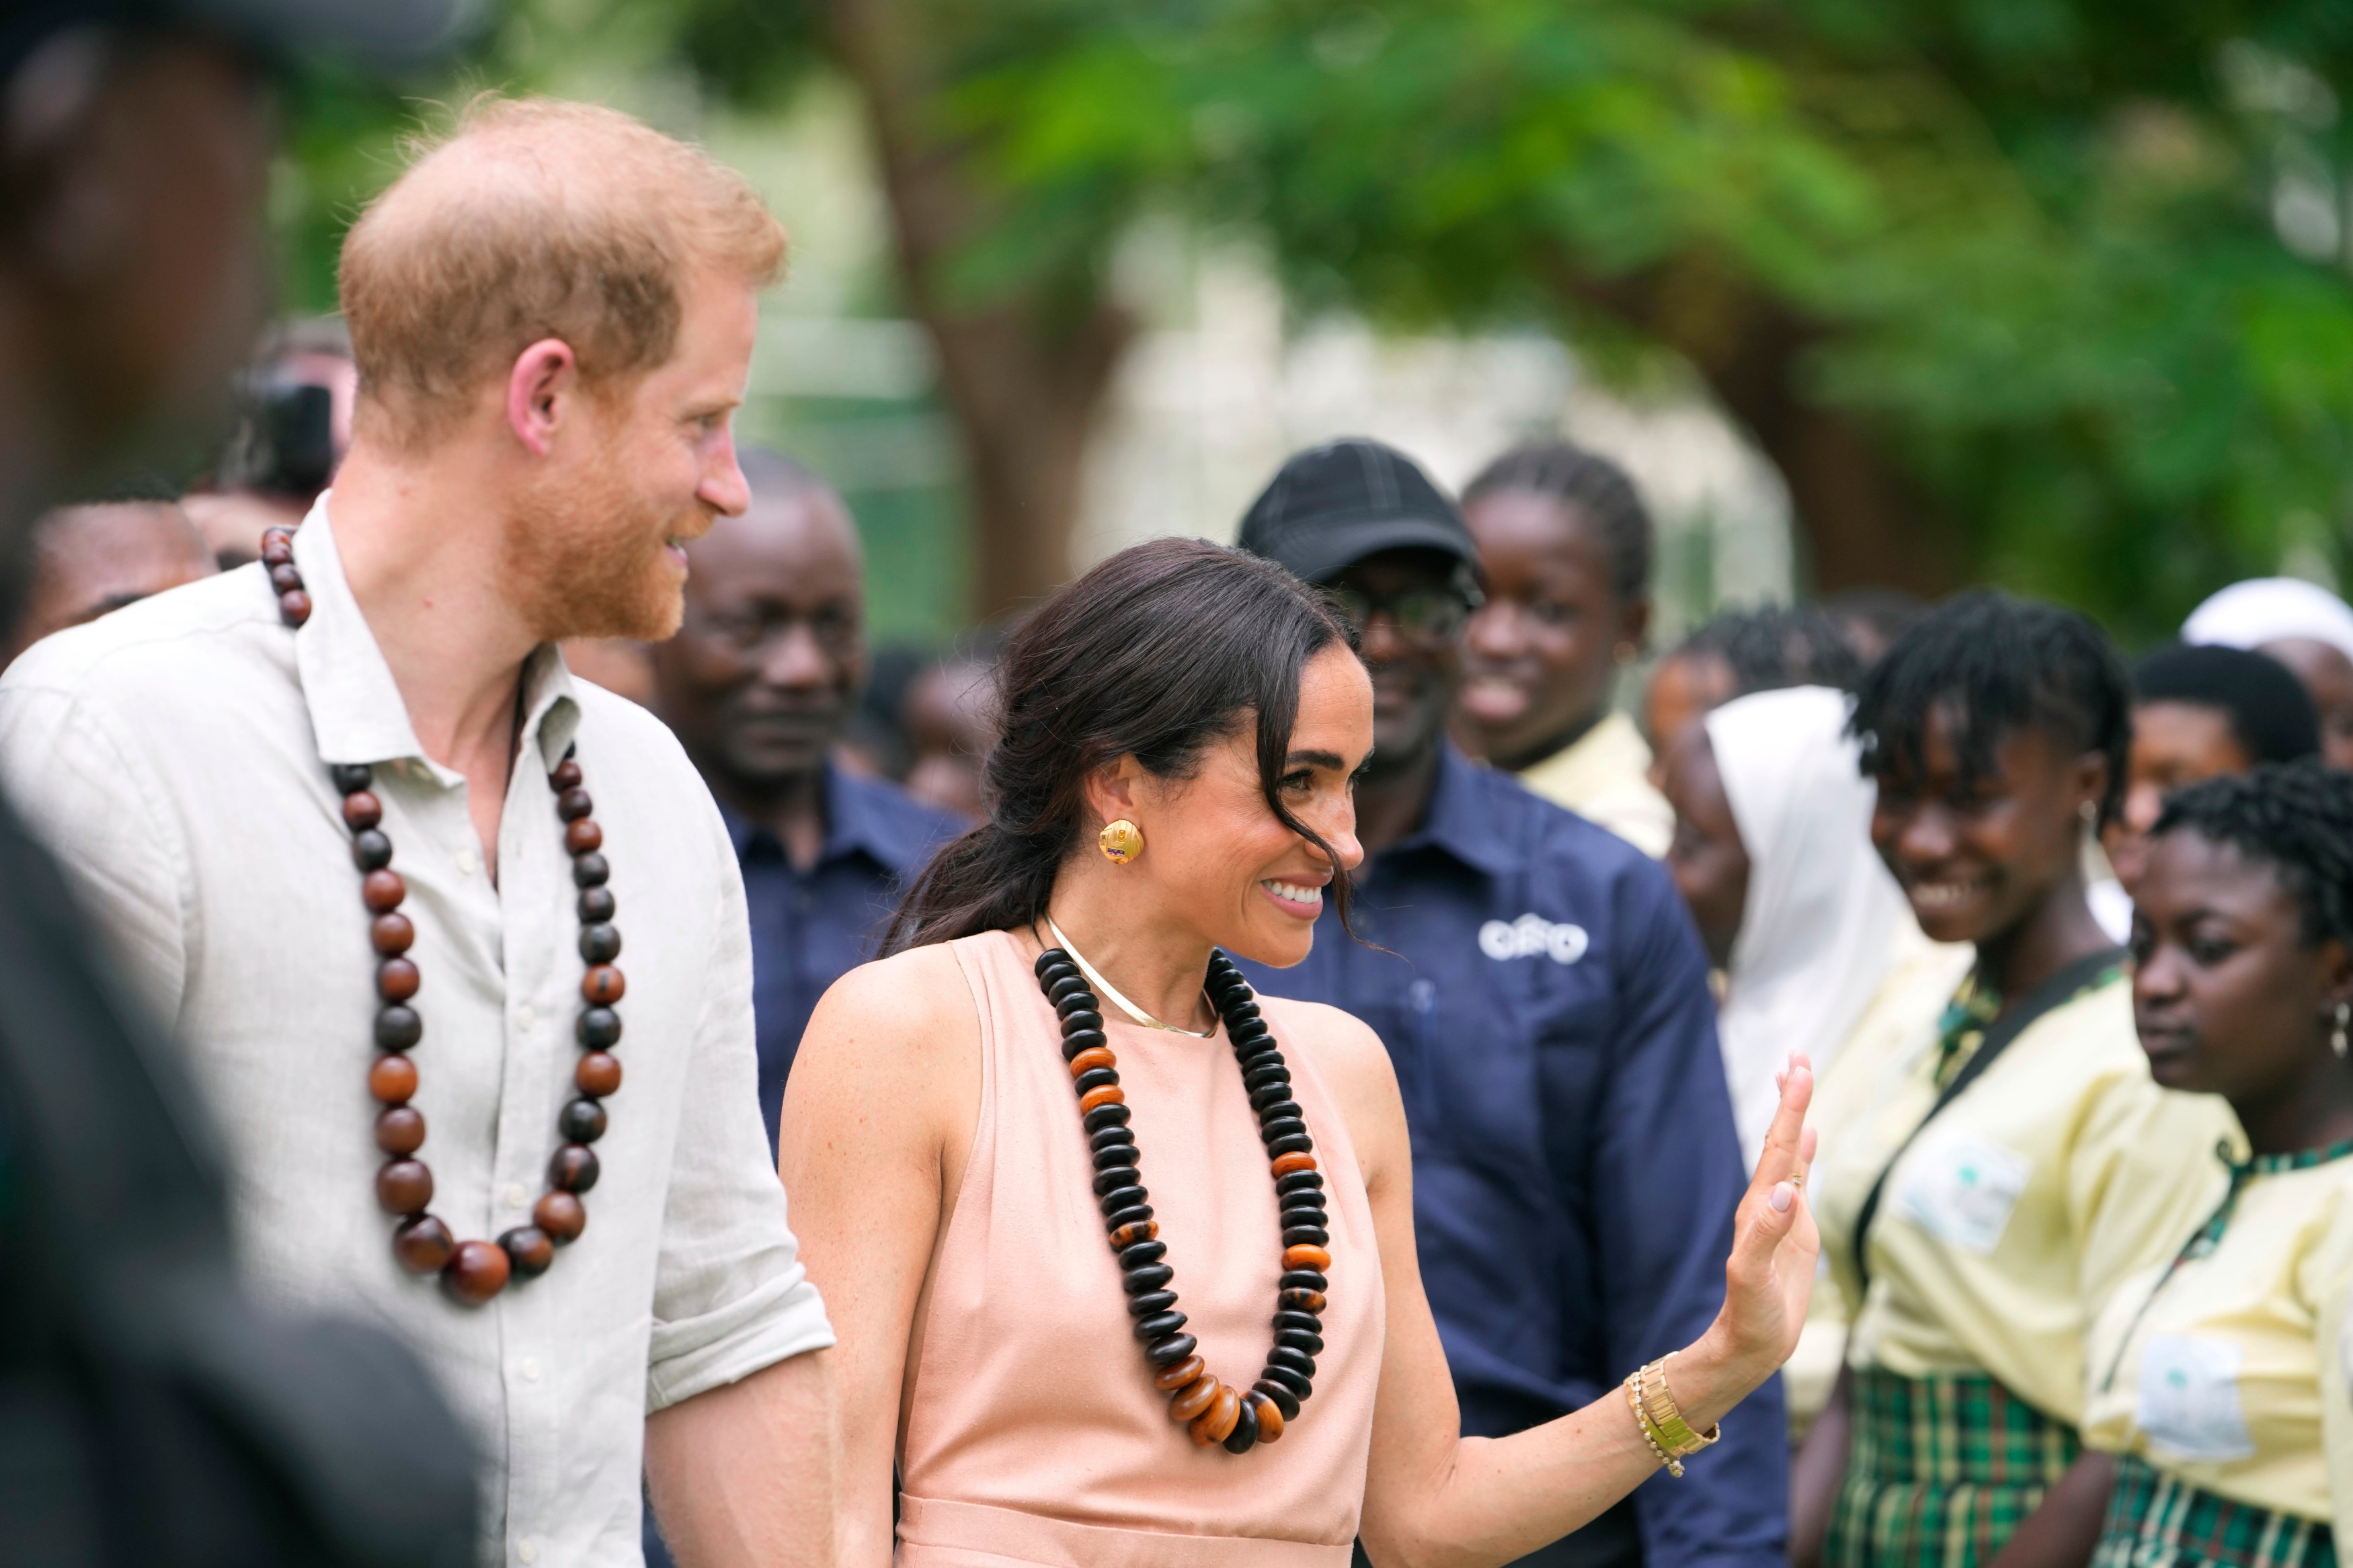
[1667,1053,1820,1424]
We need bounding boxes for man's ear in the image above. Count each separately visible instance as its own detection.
[505,337,580,458]
[1080,755,1145,835]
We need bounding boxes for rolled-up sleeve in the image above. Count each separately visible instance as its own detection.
[1599,866,1790,1568]
[645,797,834,1412]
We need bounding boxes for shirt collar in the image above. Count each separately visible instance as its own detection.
[720,760,937,875]
[1384,743,1517,878]
[290,496,582,773]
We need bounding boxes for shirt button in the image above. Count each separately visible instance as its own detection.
[517,1540,536,1565]
[456,847,480,875]
[520,1357,542,1383]
[516,1003,536,1031]
[504,1184,530,1209]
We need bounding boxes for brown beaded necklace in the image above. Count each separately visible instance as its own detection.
[263,526,624,1307]
[1030,942,1329,1453]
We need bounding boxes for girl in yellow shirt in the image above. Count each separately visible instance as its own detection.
[2060,762,2353,1568]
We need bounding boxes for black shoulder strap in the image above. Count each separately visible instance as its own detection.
[1849,944,2126,1290]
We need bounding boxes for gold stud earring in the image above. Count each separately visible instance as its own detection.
[1099,819,1143,864]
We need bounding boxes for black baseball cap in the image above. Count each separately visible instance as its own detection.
[1235,438,1478,587]
[0,0,472,76]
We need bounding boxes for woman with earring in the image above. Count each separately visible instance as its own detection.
[2044,762,2353,1568]
[1790,592,2240,1568]
[779,538,1820,1567]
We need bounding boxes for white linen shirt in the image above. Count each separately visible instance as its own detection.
[0,504,835,1567]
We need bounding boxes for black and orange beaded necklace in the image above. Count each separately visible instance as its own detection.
[1029,937,1330,1453]
[264,526,623,1307]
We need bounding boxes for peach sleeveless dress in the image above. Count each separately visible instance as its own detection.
[895,930,1385,1567]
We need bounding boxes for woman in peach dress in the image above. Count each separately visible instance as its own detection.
[781,539,1818,1567]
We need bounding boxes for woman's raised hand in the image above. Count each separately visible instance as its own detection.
[1665,1053,1820,1423]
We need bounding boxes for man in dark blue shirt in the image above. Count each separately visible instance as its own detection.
[1234,440,1786,1568]
[651,448,964,1152]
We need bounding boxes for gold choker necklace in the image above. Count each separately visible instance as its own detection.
[1043,916,1217,1037]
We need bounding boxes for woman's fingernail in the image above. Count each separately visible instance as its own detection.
[1770,1182,1793,1212]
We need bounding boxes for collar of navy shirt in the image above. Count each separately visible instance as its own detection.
[1363,741,1521,882]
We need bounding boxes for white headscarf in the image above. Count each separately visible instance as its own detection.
[1706,686,1915,1167]
[2183,578,2353,662]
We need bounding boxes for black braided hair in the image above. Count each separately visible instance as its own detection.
[1461,441,1652,604]
[1674,603,1867,696]
[1848,588,2130,827]
[2152,761,2353,948]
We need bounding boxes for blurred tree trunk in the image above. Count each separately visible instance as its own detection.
[826,0,1133,621]
[1542,252,1967,597]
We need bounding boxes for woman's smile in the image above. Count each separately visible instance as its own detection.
[1260,877,1328,919]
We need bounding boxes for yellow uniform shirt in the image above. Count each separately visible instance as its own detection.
[2081,1144,2353,1532]
[1844,975,2240,1423]
[1786,931,1975,1436]
[1515,712,1674,858]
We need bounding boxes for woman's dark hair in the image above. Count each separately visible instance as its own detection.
[1849,588,2131,827]
[2132,643,2321,766]
[2153,761,2353,948]
[1673,604,1867,695]
[1462,440,1652,604]
[889,538,1357,950]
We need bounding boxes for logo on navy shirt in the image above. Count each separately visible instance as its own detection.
[1478,913,1589,965]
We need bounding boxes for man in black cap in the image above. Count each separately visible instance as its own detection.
[0,3,477,1563]
[1234,439,1787,1568]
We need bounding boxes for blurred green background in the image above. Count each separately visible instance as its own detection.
[276,0,2353,647]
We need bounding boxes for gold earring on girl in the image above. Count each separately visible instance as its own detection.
[1099,819,1144,865]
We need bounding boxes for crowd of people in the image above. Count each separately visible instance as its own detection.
[8,7,2353,1568]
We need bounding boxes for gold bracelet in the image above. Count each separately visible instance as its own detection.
[1635,1354,1720,1478]
[1623,1371,1680,1474]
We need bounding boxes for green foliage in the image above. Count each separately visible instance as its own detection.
[950,0,2353,639]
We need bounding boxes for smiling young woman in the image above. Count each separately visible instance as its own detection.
[776,537,1822,1568]
[2055,763,2353,1568]
[1791,592,2239,1568]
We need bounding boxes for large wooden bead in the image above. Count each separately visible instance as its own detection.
[575,1051,623,1097]
[376,957,421,1001]
[1127,1290,1178,1319]
[350,829,393,871]
[1268,1346,1318,1380]
[1279,1288,1328,1314]
[1222,1396,1261,1454]
[1131,1310,1187,1342]
[534,1190,586,1243]
[1189,1385,1242,1446]
[1108,1219,1159,1247]
[1078,1084,1125,1114]
[362,868,406,912]
[1279,1268,1329,1293]
[374,1005,422,1051]
[1073,1067,1120,1098]
[1247,1391,1285,1443]
[328,761,372,794]
[577,1006,622,1049]
[260,530,295,567]
[581,965,625,1005]
[564,818,603,856]
[278,590,312,626]
[374,1105,426,1155]
[1259,1362,1312,1401]
[577,923,621,964]
[269,563,304,593]
[571,851,610,888]
[555,787,594,821]
[551,758,583,791]
[1152,1354,1205,1392]
[548,1143,600,1193]
[558,1098,607,1144]
[1168,1374,1220,1422]
[392,1214,454,1274]
[368,1054,418,1104]
[1066,1046,1116,1077]
[577,885,616,923]
[374,1158,434,1214]
[1282,1243,1332,1272]
[442,1239,511,1305]
[1253,1379,1300,1423]
[341,790,383,831]
[1144,1331,1196,1366]
[1271,1152,1318,1178]
[370,911,415,956]
[500,1225,555,1279]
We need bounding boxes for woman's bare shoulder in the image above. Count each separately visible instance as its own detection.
[797,941,982,1089]
[1254,993,1400,1106]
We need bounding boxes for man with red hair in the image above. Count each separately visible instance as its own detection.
[0,99,838,1567]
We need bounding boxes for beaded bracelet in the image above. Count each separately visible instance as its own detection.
[1624,1375,1681,1474]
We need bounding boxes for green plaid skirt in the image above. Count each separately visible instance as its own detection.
[1825,1368,2081,1568]
[2089,1454,2334,1568]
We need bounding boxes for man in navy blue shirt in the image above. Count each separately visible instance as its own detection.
[651,449,964,1155]
[1234,440,1786,1568]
